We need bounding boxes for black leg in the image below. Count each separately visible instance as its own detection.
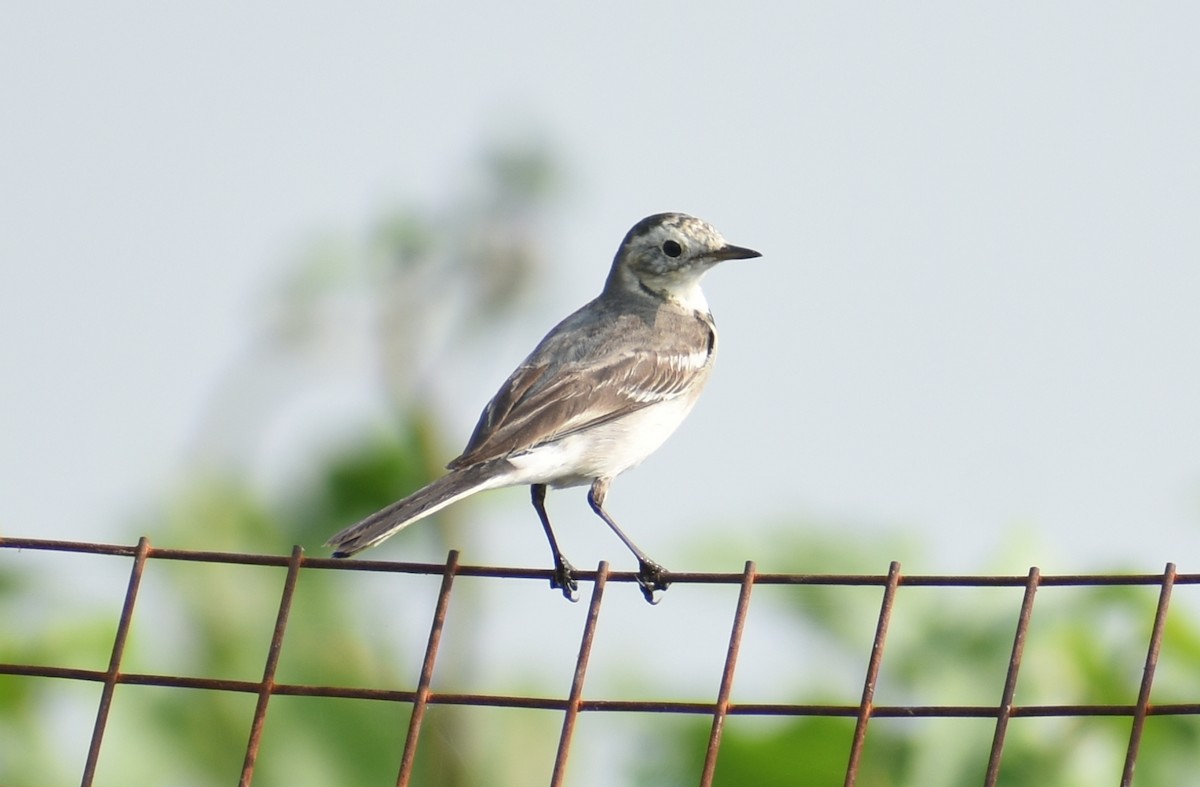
[587,478,671,604]
[531,484,578,602]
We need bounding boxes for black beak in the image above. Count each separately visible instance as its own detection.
[713,243,762,261]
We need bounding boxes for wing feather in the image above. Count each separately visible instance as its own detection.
[448,303,715,468]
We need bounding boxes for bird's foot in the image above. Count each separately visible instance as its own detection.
[635,560,672,605]
[551,556,580,602]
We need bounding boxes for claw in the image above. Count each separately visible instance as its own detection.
[551,557,580,603]
[635,560,671,604]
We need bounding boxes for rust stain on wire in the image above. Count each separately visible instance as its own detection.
[1120,562,1176,787]
[395,549,460,787]
[700,560,757,787]
[4,537,1198,588]
[238,544,304,787]
[81,536,150,787]
[4,537,1200,785]
[551,561,610,787]
[984,566,1041,786]
[844,560,902,787]
[9,653,1198,719]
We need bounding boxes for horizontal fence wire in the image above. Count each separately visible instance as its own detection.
[2,536,1198,787]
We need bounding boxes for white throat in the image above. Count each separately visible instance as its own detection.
[661,278,710,313]
[623,265,712,313]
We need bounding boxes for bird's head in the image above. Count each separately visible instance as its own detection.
[606,213,761,310]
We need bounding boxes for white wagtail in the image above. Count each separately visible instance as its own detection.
[326,213,760,602]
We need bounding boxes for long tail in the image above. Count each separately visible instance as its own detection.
[326,462,505,557]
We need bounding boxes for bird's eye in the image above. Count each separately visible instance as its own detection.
[662,240,682,258]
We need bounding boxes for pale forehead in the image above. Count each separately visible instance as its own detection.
[626,213,726,248]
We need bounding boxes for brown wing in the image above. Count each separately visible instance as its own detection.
[447,305,715,469]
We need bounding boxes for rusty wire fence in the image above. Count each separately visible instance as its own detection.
[2,535,1198,787]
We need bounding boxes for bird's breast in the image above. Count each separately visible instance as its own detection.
[504,391,706,488]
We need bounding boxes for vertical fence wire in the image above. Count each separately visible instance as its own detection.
[550,561,610,787]
[238,544,305,787]
[81,536,151,787]
[396,550,460,787]
[699,561,758,787]
[844,560,902,787]
[983,566,1041,786]
[1120,562,1177,787]
[3,538,1200,787]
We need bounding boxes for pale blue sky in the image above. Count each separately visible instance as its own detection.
[3,2,1199,576]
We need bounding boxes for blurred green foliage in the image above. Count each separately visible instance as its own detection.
[3,138,1199,785]
[1,137,559,787]
[636,532,1200,786]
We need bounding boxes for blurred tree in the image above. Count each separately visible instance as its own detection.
[634,529,1200,787]
[3,134,1199,786]
[1,134,562,786]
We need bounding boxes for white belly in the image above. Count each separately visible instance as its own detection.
[504,394,702,488]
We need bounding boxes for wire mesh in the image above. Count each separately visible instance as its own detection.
[2,535,1197,787]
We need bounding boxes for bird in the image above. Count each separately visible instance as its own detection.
[326,212,761,603]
